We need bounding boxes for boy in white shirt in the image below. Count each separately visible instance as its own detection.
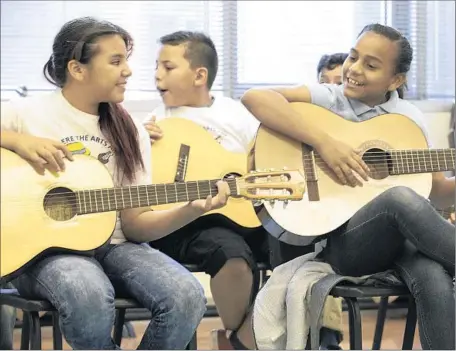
[144,31,268,349]
[144,31,344,350]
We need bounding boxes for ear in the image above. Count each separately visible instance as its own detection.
[193,67,208,88]
[67,59,87,82]
[387,73,406,92]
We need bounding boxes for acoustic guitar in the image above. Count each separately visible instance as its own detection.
[0,147,305,283]
[151,117,261,228]
[253,103,455,245]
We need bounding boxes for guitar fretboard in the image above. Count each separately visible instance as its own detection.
[390,149,455,175]
[75,178,238,215]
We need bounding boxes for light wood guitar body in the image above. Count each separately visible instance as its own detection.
[151,117,261,228]
[254,103,455,246]
[1,147,304,282]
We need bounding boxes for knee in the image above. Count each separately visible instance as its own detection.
[380,186,427,214]
[158,273,206,324]
[218,258,253,280]
[382,186,421,205]
[55,269,116,348]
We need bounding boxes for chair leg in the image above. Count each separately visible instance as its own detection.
[123,321,136,338]
[29,311,41,350]
[402,297,417,350]
[113,309,126,346]
[52,311,63,350]
[345,297,362,350]
[185,332,197,350]
[372,296,389,350]
[20,311,31,350]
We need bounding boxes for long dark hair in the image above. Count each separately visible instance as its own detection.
[43,17,144,183]
[358,23,413,99]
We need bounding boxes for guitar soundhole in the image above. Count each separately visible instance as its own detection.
[362,148,392,180]
[43,187,77,221]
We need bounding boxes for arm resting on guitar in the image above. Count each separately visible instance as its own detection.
[1,130,21,151]
[120,204,205,243]
[240,86,330,149]
[430,172,455,210]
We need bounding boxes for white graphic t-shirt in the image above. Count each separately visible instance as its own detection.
[1,90,151,243]
[145,96,260,153]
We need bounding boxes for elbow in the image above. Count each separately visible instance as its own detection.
[241,89,264,110]
[122,225,144,244]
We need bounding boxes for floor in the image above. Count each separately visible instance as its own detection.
[13,308,422,350]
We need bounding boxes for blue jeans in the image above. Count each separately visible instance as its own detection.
[13,242,206,350]
[0,283,17,350]
[395,242,455,350]
[322,186,455,350]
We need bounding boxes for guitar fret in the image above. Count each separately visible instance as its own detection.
[82,190,87,213]
[174,183,178,202]
[155,184,165,205]
[100,189,105,212]
[405,150,410,174]
[94,190,99,212]
[176,182,188,202]
[106,188,110,211]
[418,151,424,172]
[76,191,81,214]
[127,187,132,208]
[154,185,158,205]
[134,186,139,207]
[145,185,150,205]
[435,150,441,171]
[113,188,117,211]
[88,190,93,212]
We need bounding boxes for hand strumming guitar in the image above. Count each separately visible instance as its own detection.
[2,132,73,175]
[144,116,163,143]
[315,135,370,187]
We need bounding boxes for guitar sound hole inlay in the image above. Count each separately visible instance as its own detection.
[43,187,77,221]
[362,148,392,180]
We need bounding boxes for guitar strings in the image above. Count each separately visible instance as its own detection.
[4,155,455,205]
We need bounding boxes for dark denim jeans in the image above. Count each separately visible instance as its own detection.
[322,186,455,350]
[13,242,206,350]
[0,283,17,350]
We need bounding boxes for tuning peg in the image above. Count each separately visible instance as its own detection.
[269,199,275,207]
[283,200,289,209]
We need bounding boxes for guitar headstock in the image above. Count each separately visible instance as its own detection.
[236,169,305,202]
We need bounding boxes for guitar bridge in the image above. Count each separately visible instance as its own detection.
[175,144,190,182]
[302,144,320,201]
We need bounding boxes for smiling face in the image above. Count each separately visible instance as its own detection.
[342,31,406,107]
[82,34,132,103]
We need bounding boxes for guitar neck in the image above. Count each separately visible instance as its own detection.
[390,148,455,175]
[75,178,237,215]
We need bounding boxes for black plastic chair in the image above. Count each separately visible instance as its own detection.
[330,283,417,350]
[0,292,197,350]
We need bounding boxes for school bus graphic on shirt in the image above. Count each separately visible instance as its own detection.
[66,141,91,156]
